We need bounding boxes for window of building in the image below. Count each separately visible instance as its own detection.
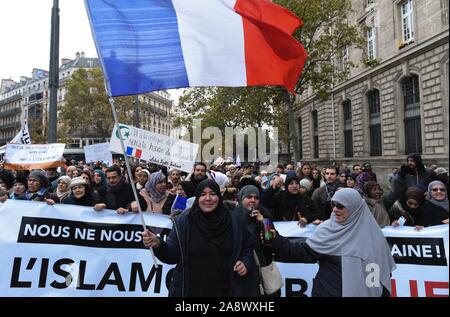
[341,47,349,72]
[367,18,377,60]
[368,89,382,156]
[68,138,81,149]
[298,118,303,159]
[343,100,353,157]
[400,0,414,44]
[442,0,449,25]
[402,75,422,154]
[312,111,319,158]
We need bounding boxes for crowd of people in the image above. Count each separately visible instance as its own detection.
[0,153,448,297]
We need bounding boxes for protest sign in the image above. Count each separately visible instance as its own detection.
[84,143,113,164]
[110,124,198,173]
[4,143,65,170]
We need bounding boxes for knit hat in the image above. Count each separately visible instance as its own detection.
[238,185,260,203]
[299,178,311,189]
[435,167,448,176]
[14,173,28,190]
[28,170,49,189]
[285,175,300,187]
[70,176,88,188]
[0,170,15,189]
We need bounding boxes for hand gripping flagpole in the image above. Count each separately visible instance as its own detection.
[108,97,159,269]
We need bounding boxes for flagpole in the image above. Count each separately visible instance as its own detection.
[48,0,59,143]
[108,97,159,268]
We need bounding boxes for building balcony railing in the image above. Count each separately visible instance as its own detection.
[0,94,22,106]
[0,108,21,118]
[0,122,20,130]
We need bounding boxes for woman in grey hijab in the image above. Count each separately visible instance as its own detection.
[270,188,396,297]
[426,181,448,212]
[140,171,168,213]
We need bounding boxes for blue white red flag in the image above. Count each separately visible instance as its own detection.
[85,0,307,96]
[126,146,142,159]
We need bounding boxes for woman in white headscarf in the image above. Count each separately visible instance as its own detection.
[55,176,72,202]
[270,188,396,297]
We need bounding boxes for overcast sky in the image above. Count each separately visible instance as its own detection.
[0,0,97,81]
[0,0,181,101]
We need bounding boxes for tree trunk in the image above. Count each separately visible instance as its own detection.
[285,90,300,162]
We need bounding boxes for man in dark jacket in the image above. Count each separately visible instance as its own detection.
[187,162,208,190]
[273,176,320,223]
[312,166,343,220]
[390,153,436,203]
[105,165,147,213]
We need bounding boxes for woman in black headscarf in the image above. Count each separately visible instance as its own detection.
[234,185,277,296]
[391,186,426,227]
[162,181,196,216]
[142,179,256,297]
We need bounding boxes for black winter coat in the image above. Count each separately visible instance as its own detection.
[153,208,259,297]
[271,234,390,297]
[105,180,147,211]
[273,191,320,222]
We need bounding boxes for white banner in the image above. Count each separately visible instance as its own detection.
[0,200,173,297]
[4,143,65,170]
[0,200,448,297]
[109,123,199,173]
[84,143,113,164]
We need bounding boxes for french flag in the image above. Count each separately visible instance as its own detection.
[126,146,142,159]
[85,0,307,96]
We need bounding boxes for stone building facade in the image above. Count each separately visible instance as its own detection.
[293,0,449,182]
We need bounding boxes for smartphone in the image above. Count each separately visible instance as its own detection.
[397,216,406,226]
[262,218,274,243]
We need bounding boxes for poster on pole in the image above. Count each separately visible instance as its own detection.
[84,143,113,164]
[4,143,65,170]
[109,123,199,173]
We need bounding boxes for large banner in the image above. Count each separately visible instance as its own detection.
[0,200,448,297]
[110,123,199,173]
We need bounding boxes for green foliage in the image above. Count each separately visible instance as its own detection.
[276,0,365,98]
[363,58,380,67]
[58,68,135,141]
[176,86,285,129]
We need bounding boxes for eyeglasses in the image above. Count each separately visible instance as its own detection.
[432,188,446,192]
[330,202,345,209]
